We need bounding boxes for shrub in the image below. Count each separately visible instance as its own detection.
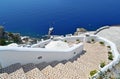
[6,41,13,45]
[64,40,67,42]
[0,39,6,46]
[98,76,103,79]
[13,36,20,43]
[100,61,106,68]
[107,69,111,72]
[108,54,113,60]
[91,39,95,42]
[99,41,104,45]
[76,39,80,43]
[8,32,14,37]
[108,51,112,54]
[76,39,80,41]
[107,46,111,49]
[90,70,97,76]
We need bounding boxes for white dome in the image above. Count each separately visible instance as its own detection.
[45,40,69,50]
[7,43,18,47]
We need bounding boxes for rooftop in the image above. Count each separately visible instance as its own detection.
[45,40,70,50]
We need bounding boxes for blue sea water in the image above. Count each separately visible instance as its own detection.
[0,0,120,37]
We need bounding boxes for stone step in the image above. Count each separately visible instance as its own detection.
[64,62,87,79]
[54,63,70,79]
[25,68,47,79]
[41,64,64,79]
[53,63,68,79]
[0,73,10,79]
[54,63,65,71]
[0,63,21,74]
[73,61,92,77]
[54,63,83,79]
[22,63,36,73]
[9,68,26,79]
[42,67,62,79]
[41,65,57,79]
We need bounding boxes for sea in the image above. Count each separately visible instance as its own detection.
[0,0,120,37]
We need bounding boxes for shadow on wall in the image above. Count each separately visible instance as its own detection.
[0,50,86,73]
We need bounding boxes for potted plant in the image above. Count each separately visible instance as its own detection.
[99,61,106,69]
[99,41,105,45]
[90,70,97,77]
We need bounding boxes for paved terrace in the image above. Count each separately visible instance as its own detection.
[97,26,120,53]
[0,42,108,79]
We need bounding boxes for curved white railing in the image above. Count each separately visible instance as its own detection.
[91,35,120,79]
[94,26,110,35]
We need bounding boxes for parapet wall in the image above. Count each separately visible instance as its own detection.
[31,39,51,48]
[0,40,83,68]
[63,36,85,42]
[94,26,110,35]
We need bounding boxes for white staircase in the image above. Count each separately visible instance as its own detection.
[0,42,109,79]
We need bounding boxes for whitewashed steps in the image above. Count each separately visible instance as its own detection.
[25,68,47,79]
[0,73,10,79]
[9,68,26,79]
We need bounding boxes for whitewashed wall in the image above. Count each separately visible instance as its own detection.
[0,43,83,68]
[94,26,110,34]
[31,39,51,48]
[63,36,84,42]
